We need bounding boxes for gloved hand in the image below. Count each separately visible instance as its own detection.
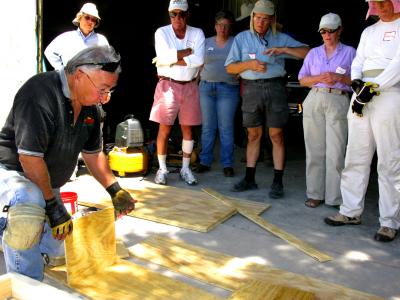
[45,197,73,240]
[351,79,380,116]
[106,182,137,218]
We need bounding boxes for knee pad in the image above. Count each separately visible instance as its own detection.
[182,139,194,154]
[3,204,45,250]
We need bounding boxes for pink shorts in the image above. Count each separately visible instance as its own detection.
[149,79,202,126]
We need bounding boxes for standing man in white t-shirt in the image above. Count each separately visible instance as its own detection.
[325,0,400,242]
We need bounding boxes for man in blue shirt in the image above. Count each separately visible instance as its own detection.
[225,0,309,199]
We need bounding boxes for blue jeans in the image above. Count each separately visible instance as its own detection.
[199,81,240,167]
[0,165,64,281]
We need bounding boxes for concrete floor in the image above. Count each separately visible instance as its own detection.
[1,124,399,299]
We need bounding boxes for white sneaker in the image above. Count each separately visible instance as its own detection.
[154,169,168,185]
[180,168,197,185]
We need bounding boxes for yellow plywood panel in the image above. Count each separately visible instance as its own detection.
[64,207,221,300]
[230,280,317,300]
[203,188,332,262]
[78,180,237,232]
[129,235,383,300]
[65,207,117,284]
[71,260,221,300]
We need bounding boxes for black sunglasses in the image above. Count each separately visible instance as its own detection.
[319,27,340,35]
[76,61,121,72]
[169,11,187,18]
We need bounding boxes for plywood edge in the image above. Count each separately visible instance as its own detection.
[0,273,12,298]
[203,188,332,262]
[239,209,333,262]
[229,280,317,300]
[0,272,80,299]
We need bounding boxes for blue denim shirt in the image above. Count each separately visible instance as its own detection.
[225,29,307,80]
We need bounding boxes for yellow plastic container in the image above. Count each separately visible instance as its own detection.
[108,147,148,176]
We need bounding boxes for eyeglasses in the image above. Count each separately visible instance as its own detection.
[82,71,115,98]
[83,15,98,23]
[216,23,231,29]
[319,28,339,35]
[76,61,121,72]
[169,11,187,18]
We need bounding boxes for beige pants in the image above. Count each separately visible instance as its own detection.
[303,89,349,205]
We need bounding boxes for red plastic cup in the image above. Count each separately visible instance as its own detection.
[60,191,78,215]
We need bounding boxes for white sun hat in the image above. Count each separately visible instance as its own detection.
[72,3,101,27]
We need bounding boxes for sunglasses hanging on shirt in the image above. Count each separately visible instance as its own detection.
[76,61,121,72]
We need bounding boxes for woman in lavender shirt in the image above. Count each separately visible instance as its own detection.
[298,13,356,208]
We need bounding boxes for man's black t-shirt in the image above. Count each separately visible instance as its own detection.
[0,70,101,188]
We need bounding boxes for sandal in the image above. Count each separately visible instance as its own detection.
[305,199,324,208]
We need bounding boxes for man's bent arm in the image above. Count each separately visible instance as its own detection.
[19,154,54,200]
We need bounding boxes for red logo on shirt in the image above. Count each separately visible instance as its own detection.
[84,117,95,125]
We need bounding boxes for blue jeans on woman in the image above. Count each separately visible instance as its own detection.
[0,164,64,280]
[199,81,240,168]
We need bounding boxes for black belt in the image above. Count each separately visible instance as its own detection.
[159,76,196,85]
[242,77,284,84]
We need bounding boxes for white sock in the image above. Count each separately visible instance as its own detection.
[182,157,191,170]
[158,154,167,171]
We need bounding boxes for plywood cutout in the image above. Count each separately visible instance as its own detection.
[128,235,383,300]
[203,188,332,262]
[77,177,269,232]
[64,207,221,300]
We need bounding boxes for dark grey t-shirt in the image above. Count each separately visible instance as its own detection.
[0,70,102,188]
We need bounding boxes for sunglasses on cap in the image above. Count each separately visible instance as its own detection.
[169,11,187,18]
[77,61,121,72]
[83,15,98,23]
[319,28,340,35]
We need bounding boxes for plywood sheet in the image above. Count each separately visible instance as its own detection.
[78,179,237,232]
[64,207,221,300]
[70,259,221,300]
[230,280,316,300]
[129,235,383,300]
[65,207,117,284]
[203,188,332,262]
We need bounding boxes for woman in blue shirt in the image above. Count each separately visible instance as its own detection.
[196,10,240,177]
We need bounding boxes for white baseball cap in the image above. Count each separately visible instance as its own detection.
[168,0,188,12]
[318,13,341,32]
[253,0,275,16]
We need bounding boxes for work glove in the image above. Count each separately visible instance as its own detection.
[45,197,73,240]
[106,182,137,218]
[351,79,380,117]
